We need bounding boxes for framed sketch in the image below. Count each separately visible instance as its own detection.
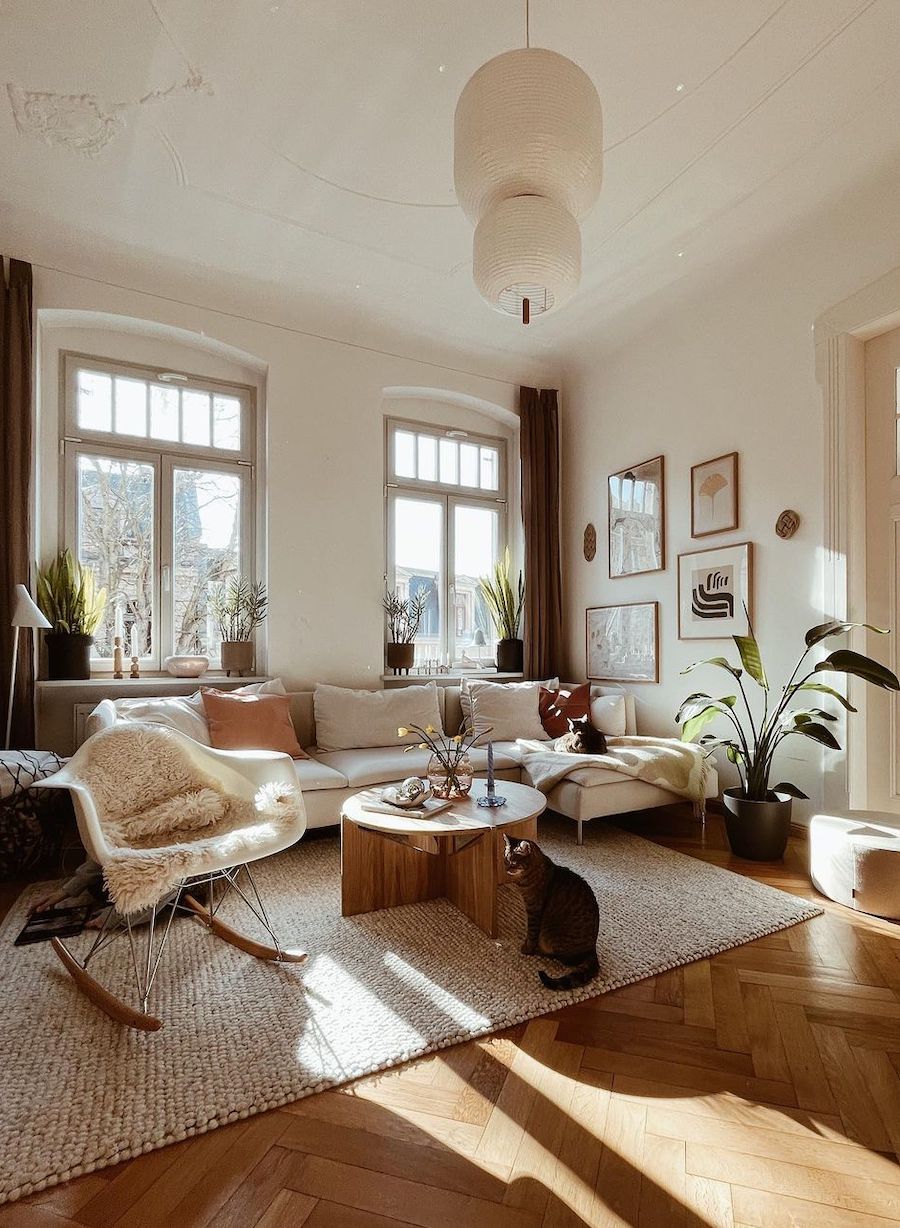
[678,542,752,640]
[608,455,665,577]
[691,451,738,537]
[586,602,659,683]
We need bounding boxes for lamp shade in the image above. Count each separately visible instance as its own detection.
[473,628,486,647]
[12,584,51,630]
[473,194,581,318]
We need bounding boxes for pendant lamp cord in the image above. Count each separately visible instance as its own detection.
[525,0,530,48]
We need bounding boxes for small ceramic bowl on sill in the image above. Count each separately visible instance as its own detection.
[163,655,209,678]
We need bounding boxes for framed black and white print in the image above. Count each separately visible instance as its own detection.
[608,455,665,577]
[678,542,752,640]
[586,602,659,682]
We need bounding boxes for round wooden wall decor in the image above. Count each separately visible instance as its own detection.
[775,509,800,539]
[583,523,597,561]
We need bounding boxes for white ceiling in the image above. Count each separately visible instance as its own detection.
[3,0,900,365]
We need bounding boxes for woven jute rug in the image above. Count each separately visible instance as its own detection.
[0,819,821,1204]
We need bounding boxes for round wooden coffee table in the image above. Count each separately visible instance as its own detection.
[340,779,546,938]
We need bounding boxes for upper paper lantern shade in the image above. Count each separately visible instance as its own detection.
[454,47,603,319]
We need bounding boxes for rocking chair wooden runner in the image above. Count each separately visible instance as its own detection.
[38,725,308,1032]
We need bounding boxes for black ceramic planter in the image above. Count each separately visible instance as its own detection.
[45,632,93,680]
[722,787,793,861]
[385,642,415,674]
[496,638,524,674]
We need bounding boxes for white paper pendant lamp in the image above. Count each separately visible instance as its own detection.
[454,42,602,323]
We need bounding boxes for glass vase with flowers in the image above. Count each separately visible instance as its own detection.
[397,722,490,800]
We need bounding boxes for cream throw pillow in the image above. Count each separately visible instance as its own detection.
[590,693,627,736]
[460,678,552,744]
[314,682,443,752]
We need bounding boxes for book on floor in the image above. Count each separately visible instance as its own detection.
[14,904,94,947]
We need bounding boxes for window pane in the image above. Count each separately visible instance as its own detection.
[173,468,242,662]
[453,504,498,662]
[213,395,241,451]
[459,442,479,487]
[479,447,499,490]
[182,390,211,446]
[114,376,147,437]
[439,439,458,484]
[150,385,180,441]
[394,430,415,478]
[76,454,154,659]
[76,370,112,432]
[417,434,437,482]
[393,497,441,657]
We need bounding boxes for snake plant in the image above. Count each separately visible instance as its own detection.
[479,547,524,640]
[36,549,107,636]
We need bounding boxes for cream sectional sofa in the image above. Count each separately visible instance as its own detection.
[87,683,718,844]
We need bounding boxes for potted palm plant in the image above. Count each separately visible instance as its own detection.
[479,548,525,674]
[677,614,900,860]
[36,550,107,680]
[383,584,432,674]
[210,578,268,677]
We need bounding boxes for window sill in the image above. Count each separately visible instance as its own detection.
[36,675,269,689]
[382,671,525,686]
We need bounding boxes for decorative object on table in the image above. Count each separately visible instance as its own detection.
[210,578,267,677]
[113,636,124,680]
[583,523,597,562]
[775,509,801,539]
[477,740,507,808]
[163,654,209,678]
[691,451,739,537]
[677,613,900,860]
[381,777,433,809]
[383,581,432,675]
[397,720,488,800]
[0,749,71,878]
[478,546,524,674]
[677,542,752,640]
[586,602,658,683]
[36,550,107,682]
[359,792,452,819]
[129,655,140,679]
[5,585,51,749]
[608,455,665,577]
[452,3,603,324]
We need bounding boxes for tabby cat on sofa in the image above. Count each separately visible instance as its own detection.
[503,835,600,990]
[554,714,607,755]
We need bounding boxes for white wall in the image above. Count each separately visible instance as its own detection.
[30,265,557,691]
[560,165,900,812]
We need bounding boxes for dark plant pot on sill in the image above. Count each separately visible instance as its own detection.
[221,641,254,677]
[386,642,415,674]
[45,632,93,681]
[496,638,524,674]
[722,787,793,861]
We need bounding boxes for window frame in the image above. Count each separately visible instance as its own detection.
[384,416,508,669]
[60,351,257,672]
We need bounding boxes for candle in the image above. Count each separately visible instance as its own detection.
[487,740,495,796]
[114,601,124,641]
[131,624,140,659]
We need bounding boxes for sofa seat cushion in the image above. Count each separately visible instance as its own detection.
[313,742,521,789]
[294,758,349,791]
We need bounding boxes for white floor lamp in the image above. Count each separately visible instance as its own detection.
[6,584,50,750]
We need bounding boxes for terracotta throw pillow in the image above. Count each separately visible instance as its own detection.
[539,684,592,738]
[200,689,307,758]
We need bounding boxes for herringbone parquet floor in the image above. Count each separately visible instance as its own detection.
[3,808,900,1228]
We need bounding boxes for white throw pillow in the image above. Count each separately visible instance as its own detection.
[314,682,444,752]
[590,694,627,737]
[112,695,212,745]
[460,678,552,744]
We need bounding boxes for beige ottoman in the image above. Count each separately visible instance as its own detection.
[810,810,900,920]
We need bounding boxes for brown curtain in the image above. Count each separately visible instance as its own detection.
[520,385,563,679]
[0,259,35,747]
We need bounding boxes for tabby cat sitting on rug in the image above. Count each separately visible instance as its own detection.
[503,834,600,990]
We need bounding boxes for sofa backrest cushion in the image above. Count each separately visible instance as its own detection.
[200,688,307,757]
[540,683,592,737]
[589,685,637,735]
[313,682,444,752]
[459,677,550,744]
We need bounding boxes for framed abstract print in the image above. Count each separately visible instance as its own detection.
[586,602,659,683]
[678,542,752,640]
[691,451,739,537]
[608,455,665,577]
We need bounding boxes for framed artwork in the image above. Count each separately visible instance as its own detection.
[586,601,659,683]
[691,451,738,537]
[678,542,752,640]
[608,455,665,577]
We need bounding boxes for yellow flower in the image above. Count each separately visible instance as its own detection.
[397,726,409,737]
[426,724,436,734]
[453,735,463,743]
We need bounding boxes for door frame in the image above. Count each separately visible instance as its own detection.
[816,265,900,811]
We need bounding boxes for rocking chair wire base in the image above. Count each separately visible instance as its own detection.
[51,863,306,1032]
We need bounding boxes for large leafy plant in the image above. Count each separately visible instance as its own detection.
[210,578,268,642]
[677,615,900,801]
[479,547,524,640]
[36,550,107,636]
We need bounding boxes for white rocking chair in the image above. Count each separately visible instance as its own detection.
[38,724,308,1032]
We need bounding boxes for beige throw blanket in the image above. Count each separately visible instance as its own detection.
[517,735,710,816]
